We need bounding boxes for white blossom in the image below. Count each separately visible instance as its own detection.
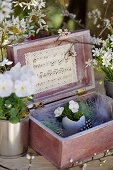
[14,79,35,97]
[88,9,101,25]
[58,29,70,36]
[108,34,113,42]
[90,36,102,45]
[27,103,33,109]
[69,100,79,113]
[82,163,87,170]
[13,1,24,8]
[6,63,38,83]
[61,10,76,19]
[102,52,111,61]
[69,158,73,163]
[54,107,64,117]
[2,39,10,46]
[5,104,12,109]
[23,2,31,10]
[97,24,100,28]
[26,18,35,36]
[103,19,111,27]
[92,48,100,57]
[5,62,22,80]
[11,16,26,34]
[103,0,107,4]
[26,153,35,160]
[101,40,107,48]
[107,47,112,54]
[31,156,35,159]
[0,74,14,97]
[0,59,13,66]
[85,58,92,67]
[0,0,13,23]
[36,0,46,10]
[102,59,111,67]
[2,19,11,30]
[111,64,113,69]
[26,154,31,160]
[5,63,38,97]
[111,42,113,48]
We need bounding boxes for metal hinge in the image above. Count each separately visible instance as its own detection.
[33,101,44,109]
[76,88,86,95]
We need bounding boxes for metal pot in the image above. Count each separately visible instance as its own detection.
[104,80,113,98]
[0,117,29,158]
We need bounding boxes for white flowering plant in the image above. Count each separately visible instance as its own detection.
[54,100,83,121]
[0,0,48,63]
[86,33,113,81]
[0,62,38,123]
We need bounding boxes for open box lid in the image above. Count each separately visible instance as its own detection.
[7,30,95,104]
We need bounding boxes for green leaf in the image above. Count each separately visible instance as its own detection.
[0,116,6,120]
[27,98,34,102]
[0,109,3,116]
[5,100,11,105]
[0,98,3,106]
[20,101,26,111]
[74,111,83,121]
[9,117,19,124]
[10,108,19,117]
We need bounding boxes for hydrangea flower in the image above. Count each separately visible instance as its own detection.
[69,100,79,113]
[54,107,64,117]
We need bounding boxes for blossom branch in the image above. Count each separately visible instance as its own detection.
[66,150,112,170]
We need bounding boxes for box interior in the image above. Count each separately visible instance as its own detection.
[31,92,113,138]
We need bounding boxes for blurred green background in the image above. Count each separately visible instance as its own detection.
[46,0,113,37]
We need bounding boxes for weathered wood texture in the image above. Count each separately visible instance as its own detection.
[1,148,113,170]
[30,92,113,169]
[7,30,95,103]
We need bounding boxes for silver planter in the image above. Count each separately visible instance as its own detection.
[104,80,113,98]
[0,117,29,158]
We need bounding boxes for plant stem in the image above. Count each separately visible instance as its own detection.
[98,0,112,37]
[0,47,3,62]
[28,158,32,170]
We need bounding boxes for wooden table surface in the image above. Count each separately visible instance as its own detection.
[1,147,113,170]
[0,72,113,170]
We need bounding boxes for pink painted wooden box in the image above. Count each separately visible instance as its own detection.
[7,30,113,169]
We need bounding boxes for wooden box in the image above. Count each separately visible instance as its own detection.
[7,30,113,169]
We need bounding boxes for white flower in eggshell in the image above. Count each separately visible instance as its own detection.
[69,100,79,113]
[54,107,64,117]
